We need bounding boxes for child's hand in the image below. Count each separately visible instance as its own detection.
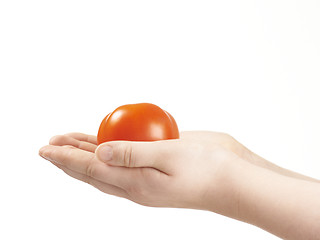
[39,131,242,214]
[39,131,320,239]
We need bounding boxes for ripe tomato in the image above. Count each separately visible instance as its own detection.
[97,103,179,144]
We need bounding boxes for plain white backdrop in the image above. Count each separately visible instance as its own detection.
[0,1,319,239]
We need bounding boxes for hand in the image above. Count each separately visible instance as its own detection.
[39,131,320,239]
[39,131,242,213]
[39,131,318,209]
[39,132,130,199]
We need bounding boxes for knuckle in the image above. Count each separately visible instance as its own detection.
[83,175,92,185]
[77,141,85,149]
[65,132,78,137]
[49,135,66,145]
[121,144,134,167]
[85,155,96,177]
[128,184,147,200]
[62,145,76,149]
[127,184,157,207]
[126,169,166,206]
[59,146,74,164]
[218,132,232,140]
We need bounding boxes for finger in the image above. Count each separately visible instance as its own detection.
[65,132,98,145]
[95,140,177,174]
[50,135,97,153]
[39,145,136,189]
[50,161,129,198]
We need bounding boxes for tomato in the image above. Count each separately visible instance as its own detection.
[97,103,179,144]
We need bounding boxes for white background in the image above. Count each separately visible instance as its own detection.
[1,1,319,239]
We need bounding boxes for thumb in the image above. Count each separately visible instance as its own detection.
[95,141,172,172]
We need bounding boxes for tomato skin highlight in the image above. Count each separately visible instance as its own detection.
[97,103,179,145]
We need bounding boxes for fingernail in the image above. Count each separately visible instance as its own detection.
[42,155,53,162]
[40,152,53,162]
[39,146,53,162]
[97,145,113,162]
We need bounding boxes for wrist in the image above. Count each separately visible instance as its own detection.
[201,156,269,221]
[223,159,320,239]
[200,154,249,219]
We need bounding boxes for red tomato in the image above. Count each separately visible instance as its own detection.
[97,103,179,144]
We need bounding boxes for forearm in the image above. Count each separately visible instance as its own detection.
[231,138,319,183]
[246,151,320,183]
[228,160,320,239]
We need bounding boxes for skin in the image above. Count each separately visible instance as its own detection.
[39,131,320,239]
